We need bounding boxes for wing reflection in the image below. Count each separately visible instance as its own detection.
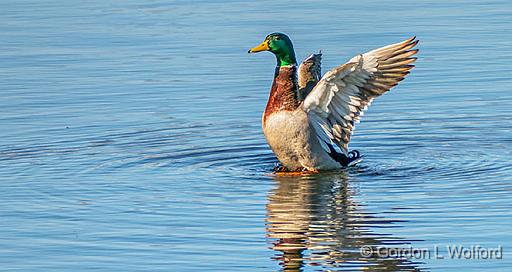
[267,173,423,271]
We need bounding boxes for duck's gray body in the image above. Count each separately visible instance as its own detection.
[263,110,340,171]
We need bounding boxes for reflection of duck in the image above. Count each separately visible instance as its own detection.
[249,33,418,172]
[266,173,422,271]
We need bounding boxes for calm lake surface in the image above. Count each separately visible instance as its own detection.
[1,0,511,271]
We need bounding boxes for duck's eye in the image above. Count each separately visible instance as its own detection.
[274,36,281,40]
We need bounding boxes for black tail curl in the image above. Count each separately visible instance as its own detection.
[348,150,360,162]
[325,142,361,167]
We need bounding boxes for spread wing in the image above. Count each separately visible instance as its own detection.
[297,52,322,101]
[302,37,418,154]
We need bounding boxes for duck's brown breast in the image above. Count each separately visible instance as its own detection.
[262,66,300,127]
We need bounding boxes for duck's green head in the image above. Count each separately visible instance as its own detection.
[248,32,297,67]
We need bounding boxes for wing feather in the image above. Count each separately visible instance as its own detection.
[303,37,419,154]
[297,52,322,100]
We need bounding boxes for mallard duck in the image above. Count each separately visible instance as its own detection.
[248,33,418,172]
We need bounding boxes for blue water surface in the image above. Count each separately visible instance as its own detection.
[1,0,511,271]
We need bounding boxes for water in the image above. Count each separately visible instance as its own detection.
[1,0,511,271]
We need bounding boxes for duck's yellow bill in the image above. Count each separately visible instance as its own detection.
[248,40,269,53]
